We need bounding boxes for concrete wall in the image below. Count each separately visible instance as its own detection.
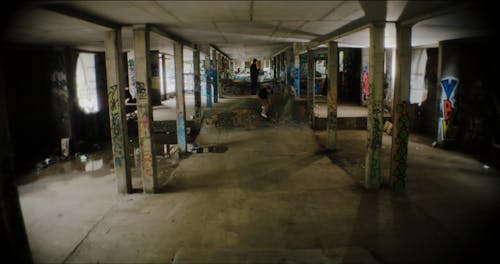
[444,37,499,162]
[413,37,498,165]
[1,46,110,173]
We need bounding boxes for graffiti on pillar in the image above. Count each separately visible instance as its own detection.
[367,97,383,182]
[141,151,153,177]
[127,53,137,98]
[294,68,300,96]
[438,77,459,142]
[136,81,147,100]
[139,112,149,130]
[107,84,124,168]
[392,101,409,190]
[361,64,369,106]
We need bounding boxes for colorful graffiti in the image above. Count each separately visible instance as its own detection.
[438,77,459,142]
[392,101,409,190]
[361,64,369,105]
[365,99,383,188]
[107,84,124,168]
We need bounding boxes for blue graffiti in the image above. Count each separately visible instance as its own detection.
[441,78,458,100]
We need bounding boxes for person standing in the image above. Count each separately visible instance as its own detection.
[250,58,259,95]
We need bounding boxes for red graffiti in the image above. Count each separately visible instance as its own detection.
[443,99,453,120]
[362,70,369,101]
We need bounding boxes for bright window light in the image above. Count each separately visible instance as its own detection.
[76,53,99,113]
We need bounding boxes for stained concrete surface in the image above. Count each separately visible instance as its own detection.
[17,96,500,264]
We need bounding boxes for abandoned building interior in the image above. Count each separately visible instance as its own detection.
[1,1,499,263]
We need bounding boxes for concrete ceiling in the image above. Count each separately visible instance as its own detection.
[2,1,494,59]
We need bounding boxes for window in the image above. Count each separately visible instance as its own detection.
[76,53,98,113]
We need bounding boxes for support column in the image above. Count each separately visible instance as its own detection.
[0,55,33,264]
[193,45,202,124]
[174,42,187,153]
[217,52,223,98]
[327,41,339,150]
[390,24,412,190]
[436,40,460,146]
[293,51,301,96]
[127,51,136,99]
[204,51,212,108]
[307,49,315,128]
[104,29,132,193]
[161,54,167,100]
[150,50,161,105]
[211,49,218,103]
[273,56,278,80]
[364,23,385,190]
[133,25,158,193]
[277,55,281,81]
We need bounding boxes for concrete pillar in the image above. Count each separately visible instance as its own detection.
[327,41,339,150]
[193,46,202,124]
[0,57,33,264]
[307,49,315,128]
[217,52,223,98]
[150,50,161,105]
[161,54,167,100]
[204,51,212,108]
[174,42,187,153]
[104,29,132,193]
[133,25,158,193]
[436,40,460,145]
[284,49,290,87]
[364,23,385,190]
[211,49,218,103]
[49,49,72,142]
[277,54,281,80]
[294,54,301,96]
[390,24,412,190]
[273,56,278,80]
[127,51,136,99]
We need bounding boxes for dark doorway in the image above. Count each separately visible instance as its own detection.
[338,48,361,104]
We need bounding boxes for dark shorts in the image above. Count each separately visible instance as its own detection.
[258,89,268,99]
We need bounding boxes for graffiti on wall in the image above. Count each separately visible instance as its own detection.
[361,64,369,105]
[392,101,409,190]
[438,77,459,142]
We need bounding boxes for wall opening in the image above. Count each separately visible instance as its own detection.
[76,52,99,113]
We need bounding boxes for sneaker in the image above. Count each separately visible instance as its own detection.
[260,112,268,118]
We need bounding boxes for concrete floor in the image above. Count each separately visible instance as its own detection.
[17,96,500,264]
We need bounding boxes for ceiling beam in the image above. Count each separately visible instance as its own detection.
[149,25,194,49]
[42,3,120,29]
[210,44,231,60]
[271,45,292,57]
[309,18,370,47]
[399,1,476,26]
